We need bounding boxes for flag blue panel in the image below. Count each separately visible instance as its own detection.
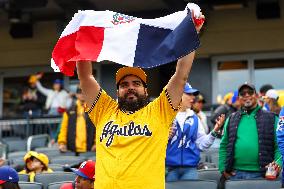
[133,15,200,68]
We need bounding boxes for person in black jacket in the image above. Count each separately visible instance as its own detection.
[210,91,240,137]
[57,87,96,153]
[219,83,281,181]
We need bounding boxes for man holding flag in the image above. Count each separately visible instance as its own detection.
[52,3,204,189]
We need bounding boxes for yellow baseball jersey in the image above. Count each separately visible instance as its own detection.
[88,88,178,189]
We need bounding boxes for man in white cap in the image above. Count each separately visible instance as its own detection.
[264,89,281,114]
[166,83,224,181]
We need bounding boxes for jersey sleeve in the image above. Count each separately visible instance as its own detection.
[86,89,117,126]
[147,88,179,128]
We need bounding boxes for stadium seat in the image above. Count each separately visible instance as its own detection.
[8,151,27,159]
[18,174,30,182]
[4,139,27,153]
[200,162,217,169]
[166,180,217,189]
[79,151,96,158]
[10,156,26,166]
[35,146,60,157]
[50,156,86,166]
[8,151,26,167]
[35,146,58,152]
[48,181,73,189]
[27,134,50,151]
[59,151,77,156]
[49,164,64,172]
[34,172,76,189]
[19,182,43,189]
[225,179,281,189]
[87,155,96,161]
[198,168,220,183]
[35,147,77,157]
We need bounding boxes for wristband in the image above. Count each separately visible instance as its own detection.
[211,130,218,138]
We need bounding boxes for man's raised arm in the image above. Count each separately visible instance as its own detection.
[166,52,195,108]
[76,61,100,108]
[166,14,204,108]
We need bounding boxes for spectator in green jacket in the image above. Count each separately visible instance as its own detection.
[219,82,282,181]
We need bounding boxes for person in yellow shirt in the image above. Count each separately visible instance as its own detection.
[75,15,204,189]
[58,87,96,153]
[18,151,53,182]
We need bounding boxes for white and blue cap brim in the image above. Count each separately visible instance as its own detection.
[184,83,199,95]
[71,168,91,180]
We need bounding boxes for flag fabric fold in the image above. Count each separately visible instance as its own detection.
[51,3,202,76]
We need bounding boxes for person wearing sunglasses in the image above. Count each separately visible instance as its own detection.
[219,82,281,183]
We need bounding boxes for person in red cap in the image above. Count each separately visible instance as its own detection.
[60,160,95,189]
[0,166,20,189]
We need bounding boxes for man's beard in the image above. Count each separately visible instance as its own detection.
[242,99,257,110]
[243,100,253,108]
[118,90,149,112]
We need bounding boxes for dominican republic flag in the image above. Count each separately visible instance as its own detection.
[51,3,203,76]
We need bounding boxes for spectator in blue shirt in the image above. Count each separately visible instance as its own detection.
[166,83,224,181]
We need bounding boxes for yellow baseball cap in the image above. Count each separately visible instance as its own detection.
[223,92,233,104]
[24,151,49,168]
[28,75,38,84]
[116,67,147,85]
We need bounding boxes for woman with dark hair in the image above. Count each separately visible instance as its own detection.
[0,166,21,189]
